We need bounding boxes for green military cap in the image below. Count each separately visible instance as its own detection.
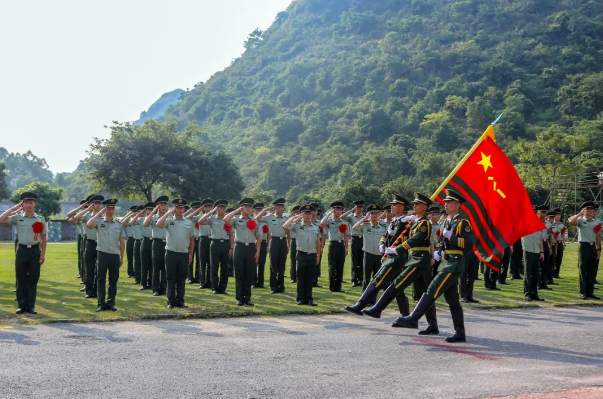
[85,194,95,202]
[310,202,321,210]
[443,189,464,203]
[79,199,87,205]
[144,202,155,209]
[353,200,365,206]
[330,201,344,209]
[172,198,187,208]
[190,201,202,208]
[155,195,169,204]
[201,198,214,206]
[239,197,254,206]
[300,204,314,213]
[89,194,105,203]
[291,205,301,212]
[272,197,286,205]
[214,199,228,207]
[546,210,556,216]
[412,192,432,206]
[129,205,138,211]
[136,205,145,211]
[254,202,264,210]
[553,207,562,214]
[19,191,38,201]
[579,201,596,210]
[102,198,118,207]
[428,205,441,214]
[390,193,409,206]
[366,204,381,213]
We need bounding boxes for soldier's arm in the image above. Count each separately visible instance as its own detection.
[567,209,584,226]
[39,230,47,265]
[446,219,473,251]
[119,237,126,265]
[282,215,301,231]
[197,207,217,225]
[319,210,332,229]
[143,207,157,227]
[66,202,87,219]
[396,219,431,252]
[71,206,93,223]
[156,208,174,229]
[352,214,369,230]
[223,207,241,224]
[0,202,22,224]
[86,208,105,229]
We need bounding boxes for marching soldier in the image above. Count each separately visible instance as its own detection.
[460,246,479,303]
[320,201,349,292]
[288,205,301,283]
[156,199,195,308]
[71,194,104,298]
[139,202,155,290]
[283,205,321,305]
[351,204,386,300]
[224,198,260,306]
[86,199,125,311]
[256,198,289,293]
[360,193,439,335]
[552,208,567,278]
[253,203,269,289]
[522,205,548,302]
[568,201,601,300]
[144,196,169,296]
[428,206,443,278]
[196,199,231,294]
[0,192,47,314]
[392,189,471,343]
[344,200,365,287]
[345,194,413,315]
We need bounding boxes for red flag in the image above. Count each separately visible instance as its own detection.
[432,125,544,271]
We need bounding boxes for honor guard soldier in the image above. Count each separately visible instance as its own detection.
[253,203,269,289]
[138,202,155,290]
[196,199,231,294]
[345,194,413,315]
[428,205,443,278]
[124,206,138,278]
[0,192,47,314]
[393,189,472,343]
[343,200,365,287]
[144,196,169,296]
[256,198,289,293]
[288,205,301,283]
[72,194,104,298]
[156,199,195,308]
[351,204,386,296]
[284,205,321,305]
[568,201,601,299]
[86,199,125,311]
[320,201,349,292]
[224,198,260,305]
[361,193,439,335]
[522,205,548,302]
[552,208,567,278]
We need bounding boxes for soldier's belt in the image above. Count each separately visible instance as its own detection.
[329,240,344,244]
[409,246,430,253]
[18,243,39,249]
[444,249,463,255]
[235,241,256,247]
[271,236,286,239]
[211,238,228,243]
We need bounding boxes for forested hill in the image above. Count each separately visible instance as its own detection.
[161,0,603,203]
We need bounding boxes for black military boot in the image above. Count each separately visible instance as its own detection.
[445,332,466,343]
[362,284,398,318]
[345,283,377,315]
[418,325,439,335]
[392,293,434,328]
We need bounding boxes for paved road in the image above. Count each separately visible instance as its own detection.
[0,306,602,399]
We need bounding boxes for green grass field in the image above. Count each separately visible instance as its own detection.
[0,242,599,326]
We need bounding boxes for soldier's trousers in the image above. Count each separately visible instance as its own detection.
[460,252,478,299]
[269,237,287,292]
[152,239,167,294]
[539,244,552,288]
[15,244,41,311]
[579,242,597,297]
[96,251,119,306]
[76,234,82,277]
[234,242,256,302]
[313,253,322,287]
[84,239,97,296]
[165,250,187,306]
[256,240,267,288]
[198,237,211,287]
[126,237,134,277]
[188,238,200,282]
[370,253,409,312]
[363,252,381,290]
[499,246,511,283]
[328,241,345,292]
[351,236,363,285]
[510,240,524,278]
[79,235,86,283]
[554,243,564,278]
[424,270,464,334]
[289,238,297,282]
[210,239,229,292]
[133,239,142,284]
[484,265,498,289]
[524,251,540,299]
[296,251,316,303]
[389,253,436,322]
[140,237,153,288]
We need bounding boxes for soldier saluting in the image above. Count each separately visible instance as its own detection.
[85,199,126,311]
[0,192,47,314]
[568,201,601,300]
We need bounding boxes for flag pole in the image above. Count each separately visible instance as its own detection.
[430,123,497,201]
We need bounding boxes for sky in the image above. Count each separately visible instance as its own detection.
[0,0,292,173]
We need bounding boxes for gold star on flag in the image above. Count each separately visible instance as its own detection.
[477,152,493,173]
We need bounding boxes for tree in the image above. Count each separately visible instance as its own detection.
[0,162,9,200]
[0,147,53,191]
[87,121,243,202]
[11,181,63,219]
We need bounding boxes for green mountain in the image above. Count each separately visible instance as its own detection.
[160,0,603,203]
[136,89,184,125]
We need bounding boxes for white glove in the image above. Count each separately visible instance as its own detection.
[442,229,453,239]
[433,250,442,262]
[385,247,397,256]
[379,244,385,254]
